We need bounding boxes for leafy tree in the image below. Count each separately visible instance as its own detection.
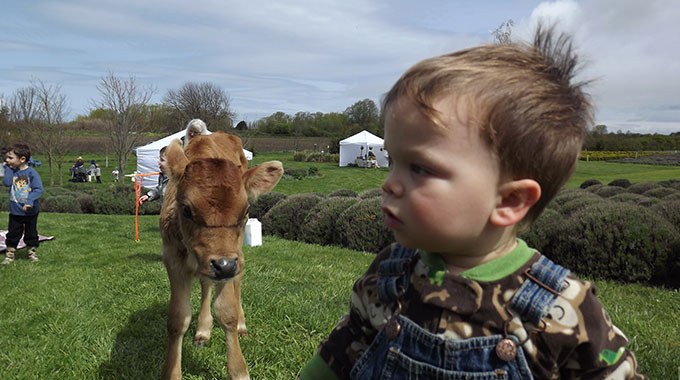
[257,112,292,135]
[93,70,156,181]
[163,82,235,131]
[344,99,380,135]
[146,104,175,134]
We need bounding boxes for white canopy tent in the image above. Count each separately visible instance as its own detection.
[135,129,253,188]
[338,130,388,168]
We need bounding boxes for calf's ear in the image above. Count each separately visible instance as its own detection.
[165,139,189,178]
[243,161,284,199]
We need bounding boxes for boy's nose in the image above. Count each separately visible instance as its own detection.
[382,173,403,197]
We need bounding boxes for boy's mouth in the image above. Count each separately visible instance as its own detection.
[381,207,403,229]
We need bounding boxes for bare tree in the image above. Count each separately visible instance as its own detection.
[94,70,156,180]
[8,87,38,123]
[163,82,235,131]
[31,79,71,185]
[8,80,71,185]
[491,19,514,44]
[0,95,10,148]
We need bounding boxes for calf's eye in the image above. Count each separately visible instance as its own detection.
[181,205,193,219]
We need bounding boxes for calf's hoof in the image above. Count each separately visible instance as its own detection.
[193,332,210,347]
[238,322,248,337]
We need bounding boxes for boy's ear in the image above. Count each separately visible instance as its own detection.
[489,179,541,227]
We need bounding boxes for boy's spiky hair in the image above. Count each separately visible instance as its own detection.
[382,25,593,226]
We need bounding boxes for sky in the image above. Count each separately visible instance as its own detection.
[1,0,679,135]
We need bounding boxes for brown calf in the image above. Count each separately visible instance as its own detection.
[159,132,283,380]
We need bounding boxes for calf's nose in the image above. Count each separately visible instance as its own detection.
[211,258,238,280]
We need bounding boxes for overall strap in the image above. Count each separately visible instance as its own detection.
[377,244,417,303]
[509,255,570,326]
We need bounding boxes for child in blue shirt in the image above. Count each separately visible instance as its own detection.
[2,143,44,264]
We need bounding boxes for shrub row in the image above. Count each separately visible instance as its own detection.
[0,185,161,215]
[282,167,320,181]
[292,150,339,163]
[255,180,680,287]
[254,188,393,254]
[521,180,680,287]
[579,150,669,161]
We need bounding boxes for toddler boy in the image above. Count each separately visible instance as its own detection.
[300,27,645,379]
[2,143,44,264]
[139,146,169,205]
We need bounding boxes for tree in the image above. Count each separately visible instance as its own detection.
[491,19,514,44]
[8,79,71,185]
[94,70,156,181]
[235,120,248,131]
[163,82,235,131]
[0,95,10,148]
[7,87,38,123]
[344,99,380,135]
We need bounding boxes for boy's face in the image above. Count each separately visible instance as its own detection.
[381,97,503,258]
[158,154,168,173]
[4,150,25,169]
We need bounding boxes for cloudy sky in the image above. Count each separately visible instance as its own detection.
[2,0,678,134]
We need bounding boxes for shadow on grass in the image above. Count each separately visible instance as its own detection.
[98,302,230,379]
[98,302,168,379]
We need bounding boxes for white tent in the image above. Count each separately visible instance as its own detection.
[338,130,388,168]
[135,129,253,188]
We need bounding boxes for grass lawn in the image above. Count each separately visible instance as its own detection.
[0,212,373,379]
[0,212,677,379]
[250,152,680,196]
[27,151,680,194]
[567,160,680,188]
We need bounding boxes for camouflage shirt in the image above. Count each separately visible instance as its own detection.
[304,239,646,380]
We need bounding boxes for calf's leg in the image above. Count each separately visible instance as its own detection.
[214,281,250,380]
[194,278,214,346]
[161,263,193,380]
[233,275,247,336]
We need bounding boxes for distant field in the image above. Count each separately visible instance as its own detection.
[567,160,680,188]
[250,152,680,196]
[26,150,680,193]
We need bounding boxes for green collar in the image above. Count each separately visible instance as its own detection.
[419,239,535,282]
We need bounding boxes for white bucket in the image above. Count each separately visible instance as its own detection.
[244,218,262,247]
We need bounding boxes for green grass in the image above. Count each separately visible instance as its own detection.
[30,152,137,187]
[0,212,373,379]
[0,212,677,379]
[28,151,680,195]
[567,160,680,188]
[250,152,680,196]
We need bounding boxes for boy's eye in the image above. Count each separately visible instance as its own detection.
[410,164,430,175]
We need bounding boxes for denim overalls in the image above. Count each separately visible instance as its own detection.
[350,244,570,380]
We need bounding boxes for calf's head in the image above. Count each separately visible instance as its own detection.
[165,138,283,281]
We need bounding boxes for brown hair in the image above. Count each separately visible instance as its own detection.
[382,25,593,226]
[8,143,32,162]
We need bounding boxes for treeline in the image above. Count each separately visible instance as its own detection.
[584,125,680,151]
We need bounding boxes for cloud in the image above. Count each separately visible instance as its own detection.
[511,0,680,134]
[1,0,678,134]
